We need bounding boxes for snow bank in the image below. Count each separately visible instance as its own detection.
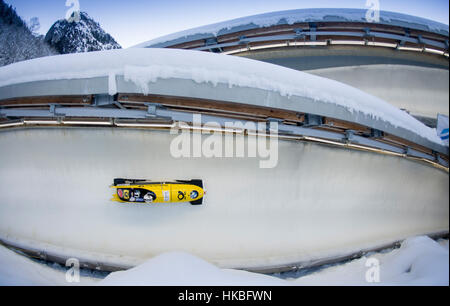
[0,245,62,286]
[293,236,449,286]
[99,252,286,286]
[134,8,449,48]
[99,236,449,286]
[1,236,448,285]
[0,244,97,286]
[0,48,443,145]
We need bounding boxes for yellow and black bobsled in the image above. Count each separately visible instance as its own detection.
[111,179,205,205]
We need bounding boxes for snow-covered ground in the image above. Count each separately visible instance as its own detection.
[288,236,449,286]
[0,244,99,286]
[0,236,448,286]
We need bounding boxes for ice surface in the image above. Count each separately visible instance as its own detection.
[134,8,449,48]
[0,128,447,270]
[0,48,444,145]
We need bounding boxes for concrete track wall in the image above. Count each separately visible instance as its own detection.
[306,65,449,118]
[240,46,449,119]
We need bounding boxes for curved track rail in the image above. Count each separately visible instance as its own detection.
[145,21,449,58]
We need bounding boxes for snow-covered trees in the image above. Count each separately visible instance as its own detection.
[0,1,121,67]
[28,17,40,35]
[0,0,57,67]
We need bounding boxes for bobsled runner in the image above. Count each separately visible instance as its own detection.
[111,178,205,205]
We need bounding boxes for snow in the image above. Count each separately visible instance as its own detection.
[134,8,449,48]
[0,15,57,67]
[99,252,286,286]
[0,244,98,286]
[108,72,117,96]
[0,48,444,146]
[99,236,449,286]
[1,236,447,286]
[44,12,121,54]
[291,236,449,285]
[0,245,62,286]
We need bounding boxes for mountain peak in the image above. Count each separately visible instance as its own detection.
[45,11,121,54]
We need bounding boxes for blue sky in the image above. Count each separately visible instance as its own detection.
[6,0,450,48]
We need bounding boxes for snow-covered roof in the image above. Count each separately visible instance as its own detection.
[133,8,449,48]
[0,48,445,151]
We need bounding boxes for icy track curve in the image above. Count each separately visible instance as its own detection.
[0,127,448,271]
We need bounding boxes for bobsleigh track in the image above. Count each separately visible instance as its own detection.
[0,127,448,272]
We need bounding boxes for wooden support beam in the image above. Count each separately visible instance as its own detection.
[323,117,371,134]
[0,95,93,107]
[118,93,305,123]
